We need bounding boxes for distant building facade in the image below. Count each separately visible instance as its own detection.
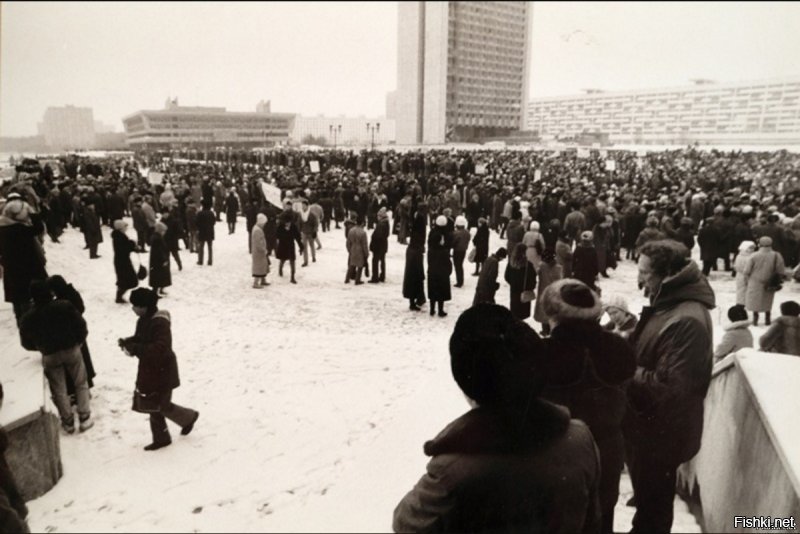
[527,77,800,146]
[396,1,531,145]
[122,98,295,149]
[291,117,396,147]
[38,105,96,150]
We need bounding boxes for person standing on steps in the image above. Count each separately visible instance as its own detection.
[119,288,199,451]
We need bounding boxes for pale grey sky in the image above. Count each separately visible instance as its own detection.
[2,1,800,137]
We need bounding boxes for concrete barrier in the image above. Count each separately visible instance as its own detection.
[4,410,62,500]
[678,350,800,532]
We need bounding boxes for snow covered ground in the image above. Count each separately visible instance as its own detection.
[6,214,795,532]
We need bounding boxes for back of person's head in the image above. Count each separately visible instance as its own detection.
[728,304,749,322]
[541,279,602,324]
[509,242,527,268]
[639,240,691,277]
[780,300,800,317]
[130,288,159,311]
[46,275,68,296]
[30,280,53,305]
[495,247,508,260]
[450,304,545,406]
[201,199,212,210]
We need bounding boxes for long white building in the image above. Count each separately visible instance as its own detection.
[527,77,800,146]
[396,1,532,145]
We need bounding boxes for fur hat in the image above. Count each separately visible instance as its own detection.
[113,219,127,231]
[450,304,545,405]
[130,288,159,309]
[728,305,748,322]
[1,198,30,223]
[530,221,540,231]
[738,240,756,253]
[436,215,447,227]
[758,236,773,248]
[154,221,167,234]
[541,279,602,323]
[780,301,800,317]
[455,215,467,227]
[580,230,593,241]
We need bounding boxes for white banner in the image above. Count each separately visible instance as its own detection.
[533,169,542,182]
[148,171,164,185]
[577,148,590,159]
[475,163,487,175]
[309,160,320,173]
[605,160,616,172]
[261,182,283,209]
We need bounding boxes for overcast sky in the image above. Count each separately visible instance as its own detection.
[2,1,799,137]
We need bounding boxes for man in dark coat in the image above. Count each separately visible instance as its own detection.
[473,247,507,305]
[368,208,390,283]
[120,288,199,451]
[161,207,184,271]
[539,279,637,534]
[19,281,92,433]
[427,216,453,317]
[149,222,171,296]
[572,231,600,291]
[0,194,48,322]
[393,304,601,533]
[196,200,216,266]
[402,205,428,310]
[275,211,303,284]
[82,202,103,259]
[624,240,715,533]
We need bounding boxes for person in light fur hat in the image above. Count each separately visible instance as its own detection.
[714,305,753,362]
[538,278,636,534]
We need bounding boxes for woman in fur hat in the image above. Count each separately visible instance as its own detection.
[539,279,636,534]
[393,304,601,533]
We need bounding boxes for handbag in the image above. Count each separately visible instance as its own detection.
[766,253,783,292]
[468,247,477,263]
[520,262,535,303]
[136,253,147,280]
[132,389,161,413]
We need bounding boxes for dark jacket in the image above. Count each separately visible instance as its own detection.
[20,299,87,355]
[393,401,601,534]
[196,209,216,241]
[759,315,800,356]
[370,218,390,256]
[126,309,181,393]
[473,255,501,305]
[572,243,599,290]
[112,230,139,291]
[624,261,715,464]
[82,209,103,246]
[473,224,490,263]
[0,220,48,304]
[275,221,302,261]
[427,226,452,302]
[504,260,537,320]
[148,233,171,289]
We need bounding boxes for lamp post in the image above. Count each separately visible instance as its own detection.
[366,122,380,151]
[329,124,342,149]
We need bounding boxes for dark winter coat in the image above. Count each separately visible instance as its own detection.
[370,219,390,256]
[542,320,636,525]
[759,316,800,356]
[275,221,302,261]
[162,212,183,252]
[196,209,216,241]
[624,261,715,465]
[20,299,87,355]
[148,233,171,289]
[107,193,126,222]
[427,227,452,302]
[473,255,501,305]
[126,310,181,394]
[393,401,601,534]
[112,230,139,290]
[82,209,103,246]
[697,221,722,261]
[402,246,426,301]
[473,224,490,263]
[224,194,240,223]
[572,244,599,290]
[504,259,536,320]
[0,219,48,303]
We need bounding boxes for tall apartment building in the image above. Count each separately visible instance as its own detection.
[122,99,295,149]
[527,77,800,146]
[396,1,532,145]
[38,105,96,149]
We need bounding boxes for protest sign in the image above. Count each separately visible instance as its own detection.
[605,160,616,172]
[309,160,320,173]
[533,169,542,182]
[261,182,283,209]
[475,163,487,175]
[577,148,590,158]
[148,171,164,185]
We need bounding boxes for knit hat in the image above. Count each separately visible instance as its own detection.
[455,215,467,227]
[130,287,159,309]
[436,215,447,227]
[738,240,756,253]
[602,294,630,314]
[541,279,602,323]
[580,230,593,241]
[530,221,540,231]
[113,219,127,231]
[728,305,748,322]
[450,304,545,405]
[758,236,773,247]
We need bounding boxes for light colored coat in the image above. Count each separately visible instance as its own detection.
[734,252,753,305]
[743,247,785,312]
[346,225,369,268]
[714,320,753,361]
[522,230,545,269]
[251,225,268,276]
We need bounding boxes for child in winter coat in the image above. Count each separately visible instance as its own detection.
[759,300,800,356]
[714,305,753,361]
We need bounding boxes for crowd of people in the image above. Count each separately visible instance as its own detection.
[2,144,800,533]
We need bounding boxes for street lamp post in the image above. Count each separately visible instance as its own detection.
[366,122,380,151]
[329,124,342,149]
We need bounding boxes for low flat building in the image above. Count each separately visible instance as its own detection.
[527,77,800,146]
[122,98,295,149]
